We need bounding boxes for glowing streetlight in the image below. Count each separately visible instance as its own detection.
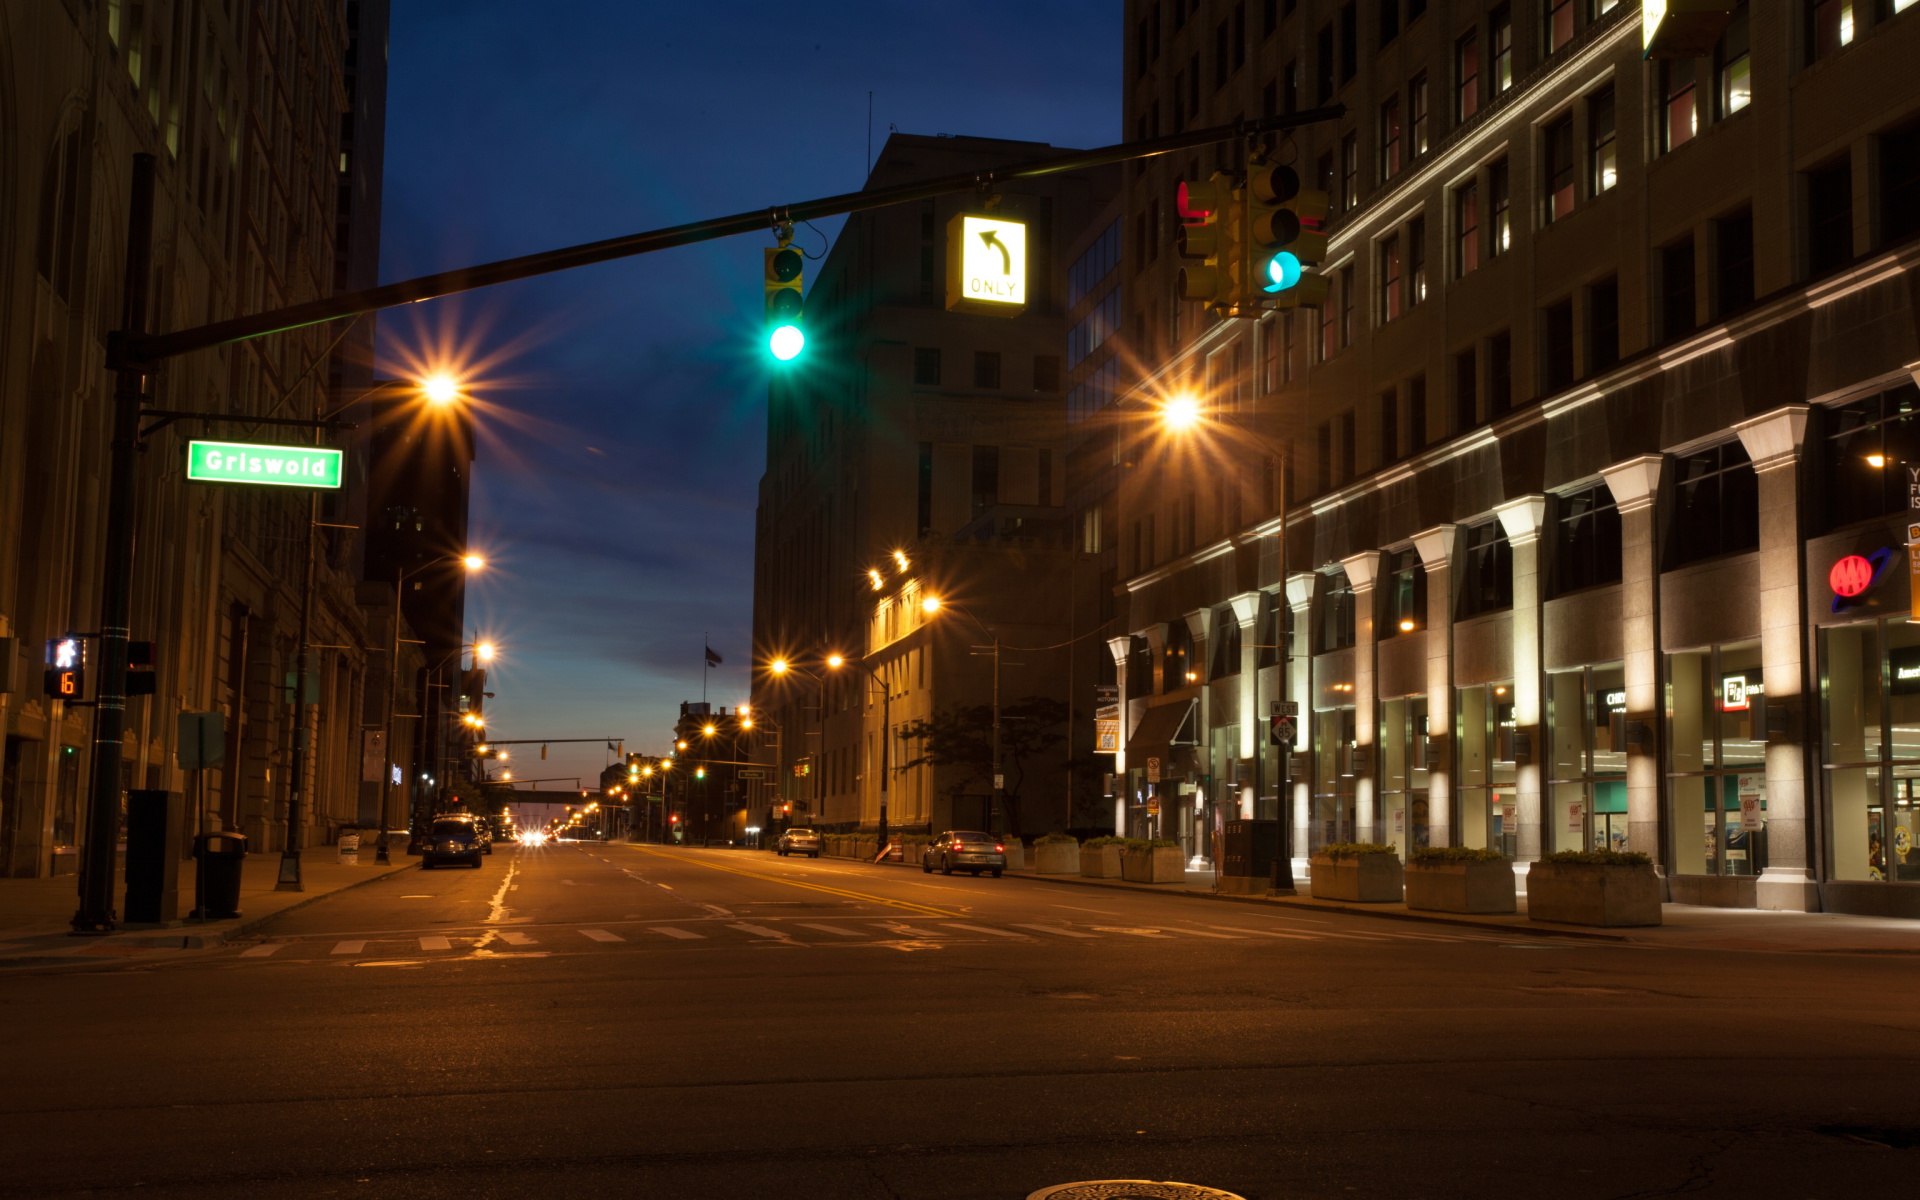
[462,554,486,572]
[892,549,910,572]
[423,374,462,405]
[1161,393,1202,431]
[702,724,717,737]
[921,596,942,614]
[826,654,845,669]
[769,659,789,675]
[475,641,496,662]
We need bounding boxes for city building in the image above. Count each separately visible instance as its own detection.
[1103,0,1920,914]
[749,133,1119,838]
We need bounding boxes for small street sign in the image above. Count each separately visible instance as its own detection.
[947,213,1027,316]
[739,769,765,779]
[186,440,343,489]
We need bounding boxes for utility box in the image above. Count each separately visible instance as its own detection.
[1222,818,1280,878]
[123,789,184,924]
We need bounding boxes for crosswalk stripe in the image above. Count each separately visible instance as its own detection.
[240,943,282,957]
[650,926,704,940]
[1170,927,1245,939]
[875,923,946,938]
[330,940,366,955]
[730,923,789,940]
[1203,925,1321,940]
[1012,924,1099,938]
[796,923,864,937]
[578,929,624,942]
[497,931,535,945]
[1093,926,1175,939]
[942,923,1030,939]
[418,936,452,951]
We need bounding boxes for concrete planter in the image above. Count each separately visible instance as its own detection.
[1405,859,1516,914]
[854,838,878,861]
[901,844,925,866]
[1526,860,1663,927]
[1002,842,1027,870]
[1033,842,1078,874]
[1308,852,1404,902]
[1121,846,1185,883]
[1080,845,1123,878]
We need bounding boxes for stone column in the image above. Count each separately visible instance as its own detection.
[1496,496,1548,861]
[1285,572,1317,861]
[1108,635,1133,834]
[1412,524,1459,848]
[1184,609,1213,866]
[1341,551,1383,844]
[1734,406,1821,912]
[1601,455,1667,875]
[1229,591,1263,819]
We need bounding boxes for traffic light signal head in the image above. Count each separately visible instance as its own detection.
[1175,175,1235,308]
[764,243,805,362]
[1244,164,1331,308]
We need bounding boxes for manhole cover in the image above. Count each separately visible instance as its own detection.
[1028,1183,1247,1200]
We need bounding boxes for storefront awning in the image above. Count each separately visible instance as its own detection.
[1125,698,1198,768]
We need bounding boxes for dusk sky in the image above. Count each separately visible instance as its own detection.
[376,2,1119,788]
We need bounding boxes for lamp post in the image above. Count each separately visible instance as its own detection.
[920,596,1007,835]
[410,636,495,849]
[386,586,488,857]
[825,653,894,856]
[739,707,785,837]
[766,658,827,830]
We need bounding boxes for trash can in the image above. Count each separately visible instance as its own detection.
[337,830,360,866]
[192,831,248,919]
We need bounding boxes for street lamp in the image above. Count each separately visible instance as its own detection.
[827,653,897,857]
[762,656,829,833]
[919,597,1007,837]
[380,556,486,861]
[1161,392,1202,431]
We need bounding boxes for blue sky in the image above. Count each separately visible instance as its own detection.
[378,1,1118,786]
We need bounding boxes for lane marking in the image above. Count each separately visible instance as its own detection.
[400,895,434,899]
[418,936,452,951]
[561,880,577,886]
[1052,904,1122,915]
[240,943,282,958]
[498,931,535,945]
[651,927,704,940]
[730,923,790,940]
[331,941,366,955]
[796,923,864,937]
[1093,926,1175,939]
[1013,924,1099,939]
[943,923,1030,939]
[486,860,520,924]
[578,929,624,942]
[630,846,958,917]
[1204,924,1320,940]
[1170,927,1245,939]
[875,922,947,938]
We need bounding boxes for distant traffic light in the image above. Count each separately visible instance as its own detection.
[1175,174,1234,310]
[764,239,805,362]
[1243,163,1330,309]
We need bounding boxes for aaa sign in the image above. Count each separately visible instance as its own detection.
[186,440,343,489]
[947,213,1026,316]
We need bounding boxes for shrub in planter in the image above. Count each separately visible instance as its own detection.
[1121,838,1185,883]
[1527,850,1661,926]
[1080,835,1124,878]
[1032,833,1078,874]
[1405,846,1515,914]
[1309,842,1404,902]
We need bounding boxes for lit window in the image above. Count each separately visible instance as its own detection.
[1588,86,1617,193]
[1715,3,1751,118]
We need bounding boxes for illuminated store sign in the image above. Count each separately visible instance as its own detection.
[1721,674,1764,712]
[1829,548,1893,612]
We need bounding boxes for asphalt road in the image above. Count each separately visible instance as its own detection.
[4,840,1919,1199]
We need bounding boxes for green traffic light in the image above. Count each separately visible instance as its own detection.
[769,324,805,361]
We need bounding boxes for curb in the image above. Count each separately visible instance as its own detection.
[218,858,420,945]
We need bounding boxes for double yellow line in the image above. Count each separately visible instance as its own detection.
[631,845,958,917]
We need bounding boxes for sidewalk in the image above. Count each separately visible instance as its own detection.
[0,847,417,970]
[842,852,1920,956]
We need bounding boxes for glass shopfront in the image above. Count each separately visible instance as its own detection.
[1667,642,1768,876]
[1456,681,1517,855]
[1311,705,1356,850]
[1821,618,1920,881]
[1548,665,1628,854]
[1379,694,1431,858]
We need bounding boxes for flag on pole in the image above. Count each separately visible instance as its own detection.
[704,644,724,667]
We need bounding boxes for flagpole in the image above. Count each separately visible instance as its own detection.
[703,632,709,703]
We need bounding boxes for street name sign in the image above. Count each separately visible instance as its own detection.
[947,213,1027,316]
[186,440,343,489]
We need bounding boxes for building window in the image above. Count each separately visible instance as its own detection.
[1379,388,1399,465]
[1339,264,1355,347]
[1340,408,1357,481]
[1407,215,1427,305]
[1822,384,1920,531]
[1544,113,1576,222]
[1588,276,1621,373]
[1340,131,1358,211]
[1588,85,1617,194]
[1546,0,1575,51]
[1284,60,1300,112]
[1715,3,1751,118]
[1319,571,1357,652]
[1488,158,1511,256]
[1661,59,1697,153]
[1260,315,1279,393]
[1806,159,1854,275]
[1490,5,1513,94]
[1661,236,1696,342]
[974,351,1002,389]
[1454,30,1480,123]
[1320,282,1338,361]
[1210,604,1243,678]
[1454,347,1478,431]
[913,347,942,386]
[1817,617,1920,883]
[1885,119,1920,247]
[1488,331,1512,416]
[1407,374,1427,451]
[1385,548,1426,634]
[1543,300,1575,392]
[1283,310,1297,383]
[1340,1,1358,81]
[1316,22,1335,103]
[1807,0,1855,64]
[1379,233,1403,321]
[918,442,934,535]
[1380,95,1402,179]
[1316,420,1333,493]
[1455,182,1480,275]
[1715,208,1755,315]
[1409,73,1430,155]
[1458,519,1514,618]
[971,445,1000,516]
[1380,0,1401,44]
[1667,440,1759,568]
[1555,484,1623,594]
[1033,355,1061,393]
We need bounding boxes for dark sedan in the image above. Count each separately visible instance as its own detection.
[420,816,486,869]
[922,830,1006,877]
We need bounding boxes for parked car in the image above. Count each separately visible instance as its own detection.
[777,828,822,858]
[421,815,486,869]
[923,830,1006,877]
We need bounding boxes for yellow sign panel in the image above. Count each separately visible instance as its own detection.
[946,213,1027,316]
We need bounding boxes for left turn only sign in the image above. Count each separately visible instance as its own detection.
[186,440,344,489]
[946,213,1027,316]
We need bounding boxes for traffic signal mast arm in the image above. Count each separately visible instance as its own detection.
[109,106,1343,369]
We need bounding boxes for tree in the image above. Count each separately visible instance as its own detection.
[897,695,1067,836]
